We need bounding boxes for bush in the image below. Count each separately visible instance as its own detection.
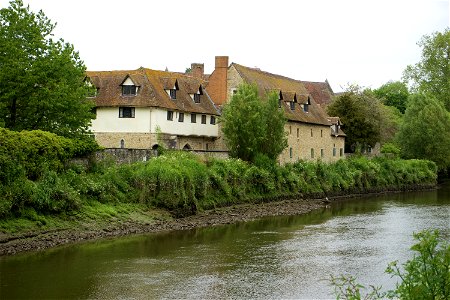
[331,229,450,299]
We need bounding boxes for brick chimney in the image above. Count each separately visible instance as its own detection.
[191,63,204,79]
[206,56,229,106]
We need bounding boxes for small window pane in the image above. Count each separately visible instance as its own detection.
[201,115,207,124]
[210,116,216,125]
[191,114,196,123]
[179,112,184,122]
[167,111,173,121]
[170,89,177,99]
[119,107,135,118]
[194,94,201,103]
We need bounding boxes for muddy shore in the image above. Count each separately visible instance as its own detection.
[0,198,327,256]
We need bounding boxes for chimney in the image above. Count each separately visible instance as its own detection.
[191,63,204,79]
[206,56,229,106]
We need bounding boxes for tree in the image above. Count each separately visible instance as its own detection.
[220,83,287,163]
[396,93,450,171]
[0,0,94,137]
[403,28,450,111]
[327,86,383,152]
[373,81,409,114]
[331,229,450,300]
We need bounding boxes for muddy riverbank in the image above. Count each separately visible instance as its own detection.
[0,198,327,256]
[0,185,437,256]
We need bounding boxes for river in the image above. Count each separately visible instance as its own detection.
[1,184,449,299]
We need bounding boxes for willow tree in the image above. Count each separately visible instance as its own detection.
[0,0,94,137]
[220,83,287,163]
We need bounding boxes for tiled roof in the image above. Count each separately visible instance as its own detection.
[232,63,331,126]
[86,68,220,116]
[301,81,334,106]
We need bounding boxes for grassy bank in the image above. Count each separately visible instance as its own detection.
[0,146,438,234]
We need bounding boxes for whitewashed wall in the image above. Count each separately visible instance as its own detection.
[91,107,218,137]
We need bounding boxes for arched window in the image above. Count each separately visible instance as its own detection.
[120,139,125,148]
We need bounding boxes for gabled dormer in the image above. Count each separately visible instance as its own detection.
[191,85,203,104]
[121,76,138,96]
[302,95,311,113]
[84,77,98,98]
[162,78,179,100]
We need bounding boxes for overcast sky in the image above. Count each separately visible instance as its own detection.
[1,0,449,92]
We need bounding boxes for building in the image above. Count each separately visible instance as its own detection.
[301,80,335,109]
[206,56,345,163]
[86,67,220,151]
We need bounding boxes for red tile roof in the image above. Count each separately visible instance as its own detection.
[232,63,331,126]
[86,68,219,116]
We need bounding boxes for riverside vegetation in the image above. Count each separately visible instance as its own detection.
[0,128,438,234]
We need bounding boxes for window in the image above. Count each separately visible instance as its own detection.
[191,113,197,123]
[321,129,323,137]
[310,128,313,137]
[201,114,207,124]
[122,85,137,96]
[210,116,216,125]
[311,148,314,158]
[303,104,309,113]
[290,101,295,110]
[289,126,292,134]
[296,128,299,138]
[119,107,135,118]
[193,93,201,103]
[289,147,293,158]
[278,100,282,108]
[333,147,337,157]
[178,112,184,122]
[167,110,174,121]
[321,149,324,158]
[340,148,344,157]
[170,89,177,99]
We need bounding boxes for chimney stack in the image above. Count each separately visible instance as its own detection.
[206,56,229,105]
[191,63,204,79]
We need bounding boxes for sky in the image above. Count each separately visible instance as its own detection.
[1,0,449,92]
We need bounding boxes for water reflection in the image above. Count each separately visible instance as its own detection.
[1,187,449,299]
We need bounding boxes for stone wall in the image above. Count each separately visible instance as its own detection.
[279,122,345,164]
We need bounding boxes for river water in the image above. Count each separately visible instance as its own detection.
[1,185,449,299]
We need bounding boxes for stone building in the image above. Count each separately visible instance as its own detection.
[86,67,220,151]
[206,56,345,163]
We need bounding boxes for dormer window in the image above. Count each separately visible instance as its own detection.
[290,101,295,110]
[121,76,138,96]
[303,96,311,113]
[192,85,203,103]
[122,85,137,96]
[170,89,177,99]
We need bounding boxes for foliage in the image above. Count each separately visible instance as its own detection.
[380,143,401,157]
[328,86,384,152]
[403,28,450,111]
[373,81,410,114]
[220,83,287,162]
[0,146,438,218]
[0,0,95,137]
[331,229,450,300]
[396,93,450,171]
[0,128,98,184]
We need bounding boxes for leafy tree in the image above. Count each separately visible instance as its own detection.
[373,81,409,113]
[397,94,450,171]
[328,86,383,152]
[403,28,450,111]
[220,83,287,162]
[0,0,94,137]
[331,229,450,300]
